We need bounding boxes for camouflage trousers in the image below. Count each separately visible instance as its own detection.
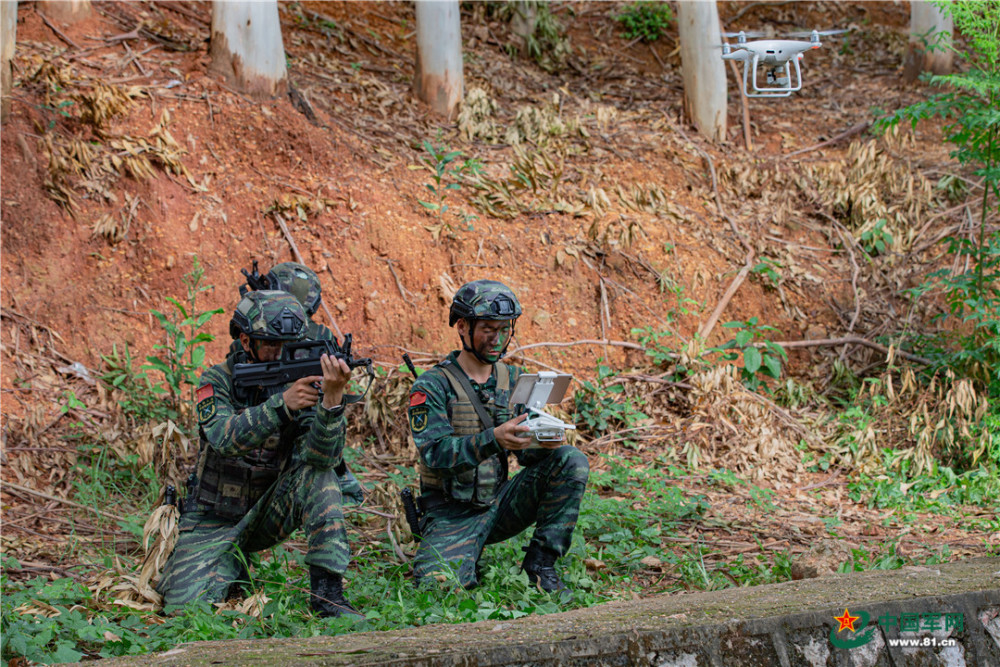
[414,445,589,588]
[157,463,350,607]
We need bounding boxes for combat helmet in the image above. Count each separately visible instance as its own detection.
[229,290,308,341]
[449,280,522,327]
[267,262,323,316]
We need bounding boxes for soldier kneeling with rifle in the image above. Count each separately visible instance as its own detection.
[157,291,363,618]
[238,260,366,505]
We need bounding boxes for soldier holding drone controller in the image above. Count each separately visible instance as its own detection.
[406,280,589,593]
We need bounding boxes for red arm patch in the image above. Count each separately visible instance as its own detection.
[409,391,427,407]
[196,384,215,402]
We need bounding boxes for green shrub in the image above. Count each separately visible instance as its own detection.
[143,257,223,429]
[712,318,787,392]
[616,2,673,43]
[879,1,1000,395]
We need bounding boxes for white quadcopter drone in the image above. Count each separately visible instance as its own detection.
[721,29,847,98]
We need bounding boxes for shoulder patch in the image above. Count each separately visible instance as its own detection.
[409,391,427,407]
[409,406,429,433]
[197,384,217,422]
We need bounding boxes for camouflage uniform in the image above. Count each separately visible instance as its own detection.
[233,261,364,505]
[157,293,351,608]
[408,350,589,589]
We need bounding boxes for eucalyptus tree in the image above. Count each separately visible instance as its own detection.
[904,1,954,83]
[413,0,463,118]
[44,0,91,24]
[1,0,15,123]
[210,0,287,98]
[677,1,727,142]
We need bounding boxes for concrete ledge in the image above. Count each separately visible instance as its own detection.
[96,557,1000,666]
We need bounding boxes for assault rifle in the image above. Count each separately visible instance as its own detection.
[239,260,271,296]
[232,336,373,392]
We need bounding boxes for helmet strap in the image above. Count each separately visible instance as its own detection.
[240,334,262,363]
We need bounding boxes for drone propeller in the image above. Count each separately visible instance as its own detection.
[722,30,766,39]
[786,29,850,38]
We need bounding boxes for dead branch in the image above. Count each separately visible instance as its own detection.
[377,257,416,307]
[504,354,564,373]
[697,252,755,344]
[36,10,82,49]
[824,213,862,337]
[152,1,210,26]
[272,212,345,340]
[726,1,795,24]
[648,43,667,72]
[507,339,646,356]
[4,481,129,523]
[385,518,409,562]
[668,115,754,258]
[616,374,693,390]
[1,306,68,346]
[772,337,934,366]
[799,468,842,492]
[725,59,753,151]
[105,28,141,43]
[599,278,610,359]
[669,118,726,220]
[782,121,871,159]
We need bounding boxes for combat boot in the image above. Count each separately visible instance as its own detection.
[521,545,567,593]
[309,566,363,619]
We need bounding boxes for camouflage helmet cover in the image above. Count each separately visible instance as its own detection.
[449,279,522,327]
[229,290,308,341]
[266,262,322,316]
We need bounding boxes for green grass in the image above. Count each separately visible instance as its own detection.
[4,446,997,663]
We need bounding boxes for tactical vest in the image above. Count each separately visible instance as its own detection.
[191,362,296,521]
[419,361,511,507]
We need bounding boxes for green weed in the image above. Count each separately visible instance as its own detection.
[847,449,1000,531]
[879,1,1000,395]
[143,257,223,430]
[712,317,787,392]
[417,139,482,240]
[859,218,894,257]
[100,344,171,424]
[572,366,650,444]
[750,257,782,290]
[616,2,673,43]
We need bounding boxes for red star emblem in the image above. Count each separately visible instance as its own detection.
[834,608,860,633]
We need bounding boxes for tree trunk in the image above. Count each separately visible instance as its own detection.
[509,1,538,59]
[43,0,91,24]
[903,1,953,83]
[209,0,287,99]
[1,0,15,123]
[677,2,727,142]
[414,0,463,119]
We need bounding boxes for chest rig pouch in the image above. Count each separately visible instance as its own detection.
[433,362,511,508]
[194,380,297,521]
